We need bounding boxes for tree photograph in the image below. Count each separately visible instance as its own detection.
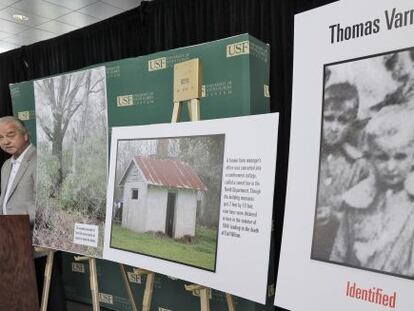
[33,67,107,257]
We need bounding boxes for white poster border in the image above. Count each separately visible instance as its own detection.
[104,113,279,304]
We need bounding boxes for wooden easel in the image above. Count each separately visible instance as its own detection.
[184,284,236,311]
[35,247,55,311]
[36,249,140,311]
[172,58,236,311]
[119,265,155,311]
[35,246,103,311]
[74,256,100,311]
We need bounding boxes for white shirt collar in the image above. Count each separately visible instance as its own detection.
[11,143,32,165]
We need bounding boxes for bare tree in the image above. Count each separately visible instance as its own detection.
[35,70,104,193]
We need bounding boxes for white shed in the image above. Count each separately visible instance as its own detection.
[119,156,207,239]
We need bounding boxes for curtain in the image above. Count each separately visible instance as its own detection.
[0,0,336,309]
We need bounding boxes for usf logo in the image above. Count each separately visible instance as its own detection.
[98,293,113,304]
[18,111,31,121]
[71,262,85,273]
[264,84,270,98]
[226,41,250,57]
[148,57,166,71]
[127,271,142,284]
[117,95,133,107]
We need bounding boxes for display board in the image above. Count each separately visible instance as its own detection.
[9,34,270,259]
[104,114,278,304]
[33,67,108,257]
[9,34,275,304]
[276,0,414,310]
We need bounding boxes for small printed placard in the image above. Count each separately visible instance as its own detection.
[71,262,85,273]
[73,223,99,247]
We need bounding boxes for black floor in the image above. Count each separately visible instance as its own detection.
[66,301,93,311]
[66,301,114,311]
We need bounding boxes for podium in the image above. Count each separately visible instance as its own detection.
[0,215,38,311]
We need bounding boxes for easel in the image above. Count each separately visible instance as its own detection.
[35,247,55,311]
[172,58,236,311]
[35,247,103,311]
[36,58,234,311]
[119,265,155,311]
[36,248,141,311]
[74,256,100,311]
[184,284,236,311]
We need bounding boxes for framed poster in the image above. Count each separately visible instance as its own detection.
[33,67,108,257]
[276,0,414,310]
[104,113,278,304]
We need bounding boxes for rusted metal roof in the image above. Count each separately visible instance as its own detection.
[134,156,207,191]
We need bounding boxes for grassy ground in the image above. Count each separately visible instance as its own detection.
[111,225,218,270]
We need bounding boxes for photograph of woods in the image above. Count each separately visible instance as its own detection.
[111,134,225,271]
[33,67,107,257]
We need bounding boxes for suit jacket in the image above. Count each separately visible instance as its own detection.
[0,145,36,223]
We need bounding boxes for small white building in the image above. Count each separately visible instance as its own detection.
[119,156,207,239]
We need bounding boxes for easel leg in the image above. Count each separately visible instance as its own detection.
[199,288,210,311]
[88,258,100,311]
[225,293,236,311]
[75,256,100,311]
[172,102,182,122]
[119,264,138,311]
[40,250,55,311]
[185,284,211,311]
[142,272,155,311]
[189,98,200,121]
[187,101,192,120]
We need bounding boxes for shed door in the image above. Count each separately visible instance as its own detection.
[165,192,176,237]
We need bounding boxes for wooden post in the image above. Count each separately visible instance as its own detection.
[189,98,200,121]
[171,101,182,123]
[119,264,138,311]
[184,284,211,311]
[132,268,155,311]
[35,247,55,311]
[75,256,100,311]
[225,293,236,311]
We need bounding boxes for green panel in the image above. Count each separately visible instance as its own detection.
[11,34,270,135]
[62,254,275,311]
[11,34,274,311]
[106,33,269,129]
[9,81,37,144]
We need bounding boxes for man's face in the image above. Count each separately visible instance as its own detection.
[370,137,414,189]
[322,101,356,147]
[0,121,29,158]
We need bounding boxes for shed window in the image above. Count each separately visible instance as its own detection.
[131,189,139,200]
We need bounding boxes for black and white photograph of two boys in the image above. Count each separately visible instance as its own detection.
[312,47,414,279]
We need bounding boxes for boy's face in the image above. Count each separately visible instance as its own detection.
[323,100,356,147]
[370,137,414,189]
[390,52,413,83]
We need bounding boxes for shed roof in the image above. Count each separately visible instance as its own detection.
[133,156,207,191]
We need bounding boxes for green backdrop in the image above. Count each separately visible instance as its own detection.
[10,34,275,310]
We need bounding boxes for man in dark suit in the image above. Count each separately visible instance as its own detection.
[0,116,36,220]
